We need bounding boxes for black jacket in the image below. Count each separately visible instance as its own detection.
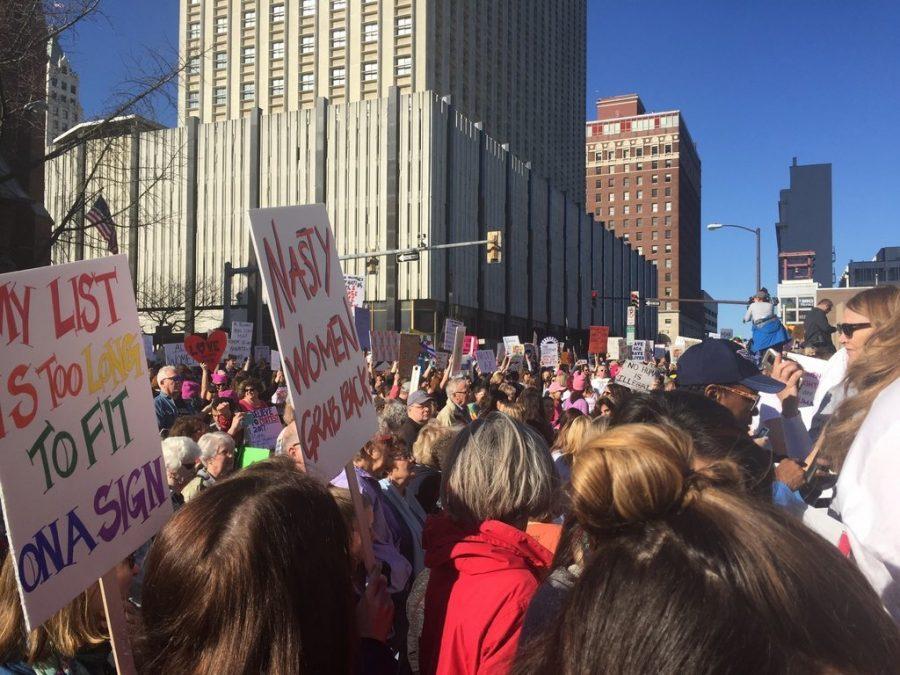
[803,307,835,347]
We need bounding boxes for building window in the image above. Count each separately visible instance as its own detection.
[665,187,672,197]
[623,205,630,215]
[188,90,199,108]
[331,67,346,87]
[651,203,659,213]
[665,229,671,239]
[187,57,200,75]
[216,16,227,34]
[70,85,77,95]
[214,86,226,106]
[241,83,255,101]
[665,143,672,153]
[396,16,412,36]
[301,35,314,53]
[665,159,673,168]
[332,29,346,48]
[665,216,672,226]
[364,22,378,43]
[637,246,643,255]
[665,244,672,253]
[242,47,255,64]
[594,193,601,203]
[623,234,629,241]
[272,4,285,22]
[215,51,227,70]
[665,287,672,297]
[623,178,630,187]
[665,173,672,183]
[302,0,316,15]
[651,230,658,240]
[608,207,615,216]
[636,190,643,199]
[636,218,642,227]
[332,0,347,9]
[244,10,256,28]
[622,219,629,228]
[665,202,672,212]
[652,217,658,227]
[607,178,614,187]
[362,61,378,81]
[272,41,285,59]
[623,191,630,200]
[189,22,200,39]
[635,232,642,241]
[608,193,615,202]
[665,273,671,282]
[635,204,643,213]
[665,258,672,269]
[300,73,314,91]
[270,77,284,96]
[651,245,658,254]
[608,221,615,230]
[651,188,658,197]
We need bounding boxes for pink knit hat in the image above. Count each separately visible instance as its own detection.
[571,372,586,392]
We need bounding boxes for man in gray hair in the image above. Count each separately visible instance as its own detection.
[155,365,180,431]
[436,376,473,427]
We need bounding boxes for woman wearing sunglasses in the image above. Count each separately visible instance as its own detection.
[814,285,900,622]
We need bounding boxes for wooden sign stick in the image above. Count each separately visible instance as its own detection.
[99,568,137,675]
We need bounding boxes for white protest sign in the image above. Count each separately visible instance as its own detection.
[503,335,521,352]
[615,360,659,392]
[442,318,464,351]
[270,350,282,372]
[248,204,377,482]
[162,342,193,366]
[630,340,649,362]
[591,377,610,396]
[246,406,283,449]
[475,349,497,374]
[141,334,155,362]
[785,352,828,408]
[253,345,271,364]
[607,337,626,361]
[229,321,254,361]
[409,365,422,395]
[0,256,171,630]
[371,330,400,362]
[344,274,365,308]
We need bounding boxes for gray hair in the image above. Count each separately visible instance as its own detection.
[379,399,408,432]
[161,436,201,473]
[197,432,235,464]
[157,365,177,381]
[445,377,468,397]
[441,412,557,526]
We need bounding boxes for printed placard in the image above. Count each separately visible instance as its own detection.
[246,406,283,450]
[0,256,171,630]
[475,349,498,374]
[442,319,464,351]
[615,361,658,392]
[588,326,609,354]
[630,340,650,362]
[248,204,377,482]
[228,321,254,361]
[344,274,365,308]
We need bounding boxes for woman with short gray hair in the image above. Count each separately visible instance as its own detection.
[181,431,236,502]
[161,436,202,509]
[419,412,557,674]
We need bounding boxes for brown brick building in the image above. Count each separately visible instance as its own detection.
[586,94,703,339]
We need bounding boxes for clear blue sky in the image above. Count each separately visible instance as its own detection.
[66,0,900,336]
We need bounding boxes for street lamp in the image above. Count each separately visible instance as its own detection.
[707,222,761,291]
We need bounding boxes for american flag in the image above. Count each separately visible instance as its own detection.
[86,195,119,254]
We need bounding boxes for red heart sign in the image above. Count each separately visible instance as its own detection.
[184,330,229,370]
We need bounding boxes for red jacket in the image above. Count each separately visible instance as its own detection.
[419,514,553,675]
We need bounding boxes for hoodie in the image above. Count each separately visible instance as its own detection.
[419,514,553,675]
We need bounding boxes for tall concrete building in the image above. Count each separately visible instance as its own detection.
[45,37,83,144]
[586,94,702,340]
[178,0,585,197]
[776,158,833,288]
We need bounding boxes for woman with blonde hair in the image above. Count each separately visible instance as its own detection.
[552,415,593,484]
[815,285,900,621]
[516,423,900,671]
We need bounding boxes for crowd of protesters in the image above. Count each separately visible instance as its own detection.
[1,284,899,674]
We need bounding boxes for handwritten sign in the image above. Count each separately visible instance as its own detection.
[450,326,465,376]
[630,340,650,362]
[371,330,400,362]
[228,321,254,361]
[433,351,450,370]
[588,326,609,354]
[442,319,464,351]
[249,204,377,482]
[615,361,658,392]
[785,352,827,408]
[185,330,228,370]
[163,342,193,367]
[503,335,521,352]
[253,345,271,364]
[607,338,626,361]
[398,333,422,378]
[0,256,171,630]
[354,307,371,351]
[475,349,497,374]
[246,406,283,449]
[463,335,478,356]
[344,274,365,308]
[270,350,282,372]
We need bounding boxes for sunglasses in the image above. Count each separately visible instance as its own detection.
[715,384,760,409]
[836,322,871,338]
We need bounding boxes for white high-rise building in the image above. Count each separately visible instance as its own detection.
[45,37,84,145]
[178,0,586,197]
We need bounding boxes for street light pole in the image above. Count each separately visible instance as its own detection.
[708,222,761,291]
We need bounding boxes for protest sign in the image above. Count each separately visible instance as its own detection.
[270,350,282,372]
[475,349,497,374]
[450,325,464,375]
[495,341,506,364]
[409,365,422,394]
[540,343,559,368]
[591,377,611,396]
[398,333,422,378]
[785,352,827,408]
[615,360,658,392]
[442,318,464,351]
[238,447,272,469]
[508,354,524,373]
[459,355,474,373]
[185,330,229,371]
[354,307,371,351]
[248,204,377,482]
[371,330,400,363]
[524,343,537,365]
[503,335,521,352]
[253,345,271,364]
[588,326,609,354]
[245,406,283,449]
[463,335,478,356]
[654,344,667,360]
[510,343,526,356]
[630,340,649,362]
[228,321,254,361]
[163,342,194,367]
[0,256,171,631]
[433,351,450,370]
[141,334,155,362]
[344,274,365,308]
[606,338,627,361]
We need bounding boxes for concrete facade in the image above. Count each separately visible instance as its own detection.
[178,0,585,198]
[45,37,83,144]
[776,158,833,288]
[47,91,656,344]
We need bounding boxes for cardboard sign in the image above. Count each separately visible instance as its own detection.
[463,335,478,356]
[588,326,609,354]
[371,330,400,363]
[354,307,371,351]
[503,335,521,352]
[253,345,271,364]
[185,330,229,370]
[270,350,282,372]
[228,321,254,361]
[162,342,193,366]
[433,351,450,370]
[344,274,365,308]
[442,318,464,351]
[0,256,171,630]
[248,204,377,482]
[246,406,283,450]
[615,360,659,392]
[398,333,422,378]
[475,349,497,374]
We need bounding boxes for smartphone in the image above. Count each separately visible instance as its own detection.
[760,348,780,371]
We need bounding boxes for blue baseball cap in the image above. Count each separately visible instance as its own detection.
[676,339,785,394]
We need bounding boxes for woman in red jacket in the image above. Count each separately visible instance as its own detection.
[420,412,558,675]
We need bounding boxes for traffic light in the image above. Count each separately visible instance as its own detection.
[365,256,379,275]
[486,230,502,264]
[630,290,640,308]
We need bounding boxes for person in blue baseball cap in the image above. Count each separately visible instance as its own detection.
[676,338,785,429]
